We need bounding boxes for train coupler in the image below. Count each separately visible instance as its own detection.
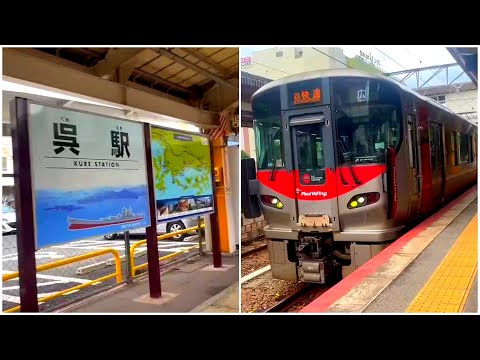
[298,259,326,284]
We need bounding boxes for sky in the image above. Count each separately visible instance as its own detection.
[240,46,460,73]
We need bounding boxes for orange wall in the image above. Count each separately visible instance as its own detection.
[212,137,230,253]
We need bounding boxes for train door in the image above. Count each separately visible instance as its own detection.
[287,108,339,231]
[429,121,444,205]
[407,114,421,217]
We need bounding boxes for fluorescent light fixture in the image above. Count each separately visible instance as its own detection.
[135,112,200,133]
[2,78,202,133]
[2,80,124,109]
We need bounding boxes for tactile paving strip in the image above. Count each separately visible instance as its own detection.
[406,214,477,313]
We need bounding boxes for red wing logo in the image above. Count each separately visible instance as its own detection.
[302,173,311,184]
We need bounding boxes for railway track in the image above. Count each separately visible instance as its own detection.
[242,243,267,256]
[265,284,319,313]
[241,235,267,257]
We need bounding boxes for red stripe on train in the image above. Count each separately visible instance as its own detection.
[257,165,386,200]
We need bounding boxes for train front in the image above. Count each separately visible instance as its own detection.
[247,71,404,283]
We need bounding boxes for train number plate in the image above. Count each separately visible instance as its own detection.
[298,214,331,228]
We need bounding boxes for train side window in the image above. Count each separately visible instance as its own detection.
[470,135,474,164]
[407,119,416,169]
[458,132,470,164]
[435,123,442,169]
[473,135,477,162]
[429,124,435,170]
[429,122,442,170]
[451,131,458,166]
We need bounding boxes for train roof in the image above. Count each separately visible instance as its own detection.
[252,68,477,127]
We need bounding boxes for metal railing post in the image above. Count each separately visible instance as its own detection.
[197,216,204,256]
[3,248,123,312]
[124,231,133,284]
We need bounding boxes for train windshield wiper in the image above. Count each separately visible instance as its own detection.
[337,140,361,185]
[269,158,277,181]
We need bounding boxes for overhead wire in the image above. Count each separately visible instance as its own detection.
[250,60,291,75]
[311,47,354,69]
[403,47,449,86]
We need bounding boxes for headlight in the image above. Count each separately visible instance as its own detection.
[260,195,284,209]
[347,192,380,209]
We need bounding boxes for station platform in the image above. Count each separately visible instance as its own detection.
[56,253,239,313]
[301,186,478,314]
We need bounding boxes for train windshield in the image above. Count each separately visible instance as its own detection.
[332,77,402,164]
[252,87,285,170]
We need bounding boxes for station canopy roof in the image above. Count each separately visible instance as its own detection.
[2,47,239,128]
[447,47,477,86]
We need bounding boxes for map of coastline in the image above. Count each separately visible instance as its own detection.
[151,129,213,199]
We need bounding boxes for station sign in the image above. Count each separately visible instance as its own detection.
[359,50,382,69]
[27,102,150,248]
[241,57,252,66]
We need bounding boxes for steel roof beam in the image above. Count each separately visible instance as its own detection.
[93,48,147,78]
[447,47,477,86]
[131,68,193,95]
[182,48,230,77]
[11,48,91,73]
[384,63,458,76]
[399,71,415,84]
[419,67,444,88]
[3,48,217,126]
[448,71,465,85]
[156,48,238,91]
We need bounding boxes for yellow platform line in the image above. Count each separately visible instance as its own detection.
[406,213,478,313]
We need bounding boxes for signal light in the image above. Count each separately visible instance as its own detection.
[347,192,380,209]
[261,195,284,209]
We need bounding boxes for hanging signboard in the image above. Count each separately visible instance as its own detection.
[241,57,252,66]
[150,126,214,223]
[27,101,150,248]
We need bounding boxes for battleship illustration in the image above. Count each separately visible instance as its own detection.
[68,207,144,230]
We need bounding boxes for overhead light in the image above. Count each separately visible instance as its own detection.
[2,79,201,133]
[2,80,124,109]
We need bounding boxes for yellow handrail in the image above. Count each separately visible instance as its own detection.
[4,225,206,312]
[3,248,123,313]
[132,243,205,275]
[129,224,205,277]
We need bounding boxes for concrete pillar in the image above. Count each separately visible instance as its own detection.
[204,216,213,252]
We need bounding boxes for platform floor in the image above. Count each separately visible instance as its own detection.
[366,202,477,313]
[57,253,239,313]
[301,186,478,314]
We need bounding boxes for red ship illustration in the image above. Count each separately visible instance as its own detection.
[68,207,144,230]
